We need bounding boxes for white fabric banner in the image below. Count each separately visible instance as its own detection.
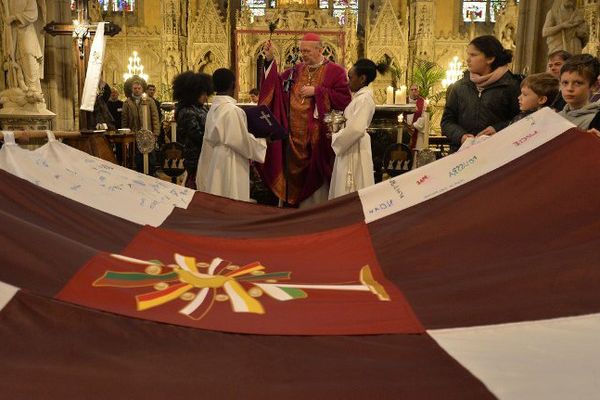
[80,22,106,112]
[430,313,600,400]
[0,280,18,312]
[0,131,194,226]
[359,108,575,223]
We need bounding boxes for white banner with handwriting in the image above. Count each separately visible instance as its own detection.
[359,108,575,224]
[0,132,194,227]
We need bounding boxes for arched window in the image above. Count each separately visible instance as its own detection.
[319,0,358,25]
[244,0,276,17]
[242,0,357,23]
[462,0,518,23]
[70,0,135,12]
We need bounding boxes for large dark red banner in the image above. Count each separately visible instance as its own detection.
[58,223,423,335]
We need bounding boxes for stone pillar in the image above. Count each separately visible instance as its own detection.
[161,0,184,100]
[41,0,75,130]
[513,0,554,75]
[582,0,600,57]
[408,0,436,69]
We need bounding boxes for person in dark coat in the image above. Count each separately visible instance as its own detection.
[91,80,115,130]
[173,71,214,189]
[107,88,124,130]
[146,84,162,122]
[441,35,521,151]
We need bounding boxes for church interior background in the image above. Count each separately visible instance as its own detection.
[1,0,599,131]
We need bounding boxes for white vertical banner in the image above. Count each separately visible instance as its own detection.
[358,108,576,223]
[80,22,107,112]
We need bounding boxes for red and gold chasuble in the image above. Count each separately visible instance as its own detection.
[258,59,352,205]
[276,62,328,203]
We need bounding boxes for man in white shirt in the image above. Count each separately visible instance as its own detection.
[196,68,267,202]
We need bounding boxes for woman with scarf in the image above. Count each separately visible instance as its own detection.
[441,35,521,151]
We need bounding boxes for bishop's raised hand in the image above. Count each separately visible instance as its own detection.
[263,40,274,62]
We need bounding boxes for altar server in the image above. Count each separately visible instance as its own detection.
[196,68,267,201]
[329,59,386,199]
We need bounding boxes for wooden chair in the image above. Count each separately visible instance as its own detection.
[155,142,187,185]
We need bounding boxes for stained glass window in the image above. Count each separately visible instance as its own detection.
[70,0,135,12]
[319,0,358,25]
[462,0,518,23]
[244,0,276,17]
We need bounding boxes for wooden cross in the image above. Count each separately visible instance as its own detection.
[44,0,121,130]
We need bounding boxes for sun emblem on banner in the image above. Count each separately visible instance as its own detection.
[93,253,391,320]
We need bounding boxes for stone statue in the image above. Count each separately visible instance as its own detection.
[542,0,589,55]
[236,35,252,96]
[0,0,46,108]
[198,51,216,74]
[166,55,179,87]
[501,24,516,52]
[89,0,102,22]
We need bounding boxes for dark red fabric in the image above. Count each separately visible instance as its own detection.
[0,291,493,399]
[162,189,364,236]
[370,130,600,328]
[1,128,599,397]
[0,170,138,296]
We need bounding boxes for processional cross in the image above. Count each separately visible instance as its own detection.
[44,0,120,129]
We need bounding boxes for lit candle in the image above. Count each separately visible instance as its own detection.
[399,85,407,103]
[386,86,394,105]
[142,94,149,130]
[394,89,402,104]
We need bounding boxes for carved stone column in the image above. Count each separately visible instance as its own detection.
[187,0,229,75]
[40,0,73,130]
[366,0,408,104]
[513,0,554,75]
[582,0,600,57]
[408,0,436,62]
[161,0,185,100]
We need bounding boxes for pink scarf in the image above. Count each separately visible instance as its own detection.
[470,65,509,90]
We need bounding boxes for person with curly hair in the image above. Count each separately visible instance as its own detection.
[173,71,214,189]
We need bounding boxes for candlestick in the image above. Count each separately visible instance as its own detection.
[142,94,149,130]
[423,111,430,148]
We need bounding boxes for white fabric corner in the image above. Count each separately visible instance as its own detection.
[0,281,19,312]
[429,313,600,400]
